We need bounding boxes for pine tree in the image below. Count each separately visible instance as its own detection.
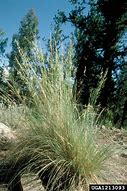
[9,9,39,70]
[97,0,126,108]
[54,0,126,108]
[8,9,39,100]
[116,62,127,127]
[53,0,126,126]
[121,64,127,126]
[0,29,7,61]
[0,29,8,102]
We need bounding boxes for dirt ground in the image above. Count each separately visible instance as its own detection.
[97,127,127,184]
[0,128,127,191]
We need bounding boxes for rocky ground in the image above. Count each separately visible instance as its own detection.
[98,127,127,184]
[0,126,127,191]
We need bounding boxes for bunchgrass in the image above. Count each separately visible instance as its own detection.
[0,103,28,130]
[2,41,113,190]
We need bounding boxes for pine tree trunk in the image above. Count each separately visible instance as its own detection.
[121,100,127,127]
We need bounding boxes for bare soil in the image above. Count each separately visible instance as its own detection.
[0,128,126,191]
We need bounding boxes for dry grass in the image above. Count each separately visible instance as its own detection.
[1,42,125,190]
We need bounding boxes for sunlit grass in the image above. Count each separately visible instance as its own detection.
[1,42,113,190]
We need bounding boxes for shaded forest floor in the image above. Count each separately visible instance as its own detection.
[0,127,127,191]
[97,128,127,184]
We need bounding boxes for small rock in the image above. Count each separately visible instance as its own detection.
[0,123,16,150]
[101,125,106,129]
[0,123,16,140]
[120,151,127,158]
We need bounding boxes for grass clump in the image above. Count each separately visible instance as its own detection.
[2,43,113,190]
[0,103,28,130]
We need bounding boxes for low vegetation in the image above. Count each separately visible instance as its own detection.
[0,0,126,189]
[0,45,117,191]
